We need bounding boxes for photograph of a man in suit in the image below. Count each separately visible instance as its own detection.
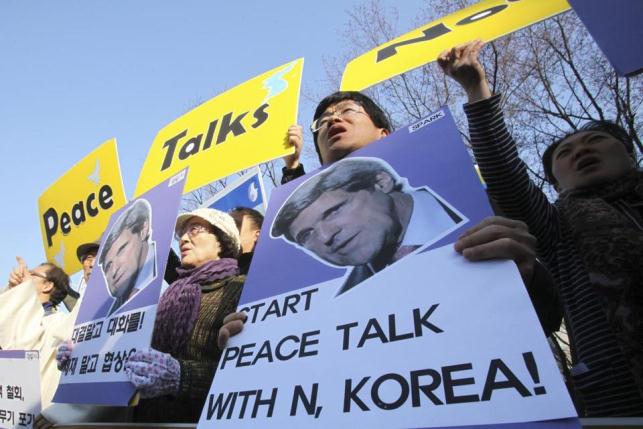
[271,157,465,294]
[98,198,157,316]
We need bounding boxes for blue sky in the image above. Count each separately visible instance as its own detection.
[0,0,424,279]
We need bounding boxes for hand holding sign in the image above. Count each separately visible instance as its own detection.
[217,311,247,349]
[282,125,304,170]
[437,40,491,103]
[56,339,74,371]
[454,216,537,285]
[125,348,180,398]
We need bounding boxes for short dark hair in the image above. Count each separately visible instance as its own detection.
[542,120,635,186]
[99,199,151,267]
[40,263,70,306]
[312,91,392,164]
[211,225,240,259]
[229,207,264,231]
[272,158,404,242]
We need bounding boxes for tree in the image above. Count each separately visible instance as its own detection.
[323,0,642,382]
[323,0,642,194]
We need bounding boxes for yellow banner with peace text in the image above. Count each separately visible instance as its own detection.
[340,0,570,91]
[38,139,127,274]
[135,58,304,197]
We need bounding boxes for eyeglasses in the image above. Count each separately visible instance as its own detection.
[310,104,367,133]
[30,271,50,282]
[175,224,212,241]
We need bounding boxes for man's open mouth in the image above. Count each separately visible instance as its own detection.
[327,124,347,141]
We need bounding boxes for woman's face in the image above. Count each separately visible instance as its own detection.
[177,217,222,268]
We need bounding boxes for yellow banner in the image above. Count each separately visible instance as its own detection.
[38,139,127,274]
[340,0,570,91]
[135,58,304,196]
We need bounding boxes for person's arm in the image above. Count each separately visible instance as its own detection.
[455,216,562,336]
[281,125,306,184]
[439,41,561,258]
[527,260,563,336]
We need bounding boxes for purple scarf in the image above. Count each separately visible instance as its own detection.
[152,258,239,356]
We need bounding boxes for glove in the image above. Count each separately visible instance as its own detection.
[125,348,180,398]
[56,339,73,371]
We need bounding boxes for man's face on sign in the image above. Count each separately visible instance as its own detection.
[288,180,401,267]
[102,224,148,298]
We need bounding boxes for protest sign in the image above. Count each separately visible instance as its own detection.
[135,58,303,197]
[201,167,268,214]
[38,139,127,275]
[53,170,186,406]
[197,108,578,428]
[340,0,570,91]
[568,0,643,77]
[0,351,40,429]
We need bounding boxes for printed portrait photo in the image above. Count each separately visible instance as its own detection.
[97,198,158,316]
[271,157,467,295]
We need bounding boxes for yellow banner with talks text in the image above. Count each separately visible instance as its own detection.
[135,58,304,196]
[340,0,570,91]
[38,138,127,274]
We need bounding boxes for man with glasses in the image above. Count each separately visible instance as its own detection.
[218,91,563,347]
[3,258,70,311]
[98,199,157,317]
[279,92,542,292]
[281,92,391,183]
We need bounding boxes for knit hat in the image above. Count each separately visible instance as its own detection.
[175,208,241,254]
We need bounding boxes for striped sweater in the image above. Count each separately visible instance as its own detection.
[464,94,643,416]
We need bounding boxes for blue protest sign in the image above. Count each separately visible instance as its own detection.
[202,167,267,214]
[569,0,643,76]
[53,171,187,406]
[197,109,578,428]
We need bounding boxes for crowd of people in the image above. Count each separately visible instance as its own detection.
[1,40,641,426]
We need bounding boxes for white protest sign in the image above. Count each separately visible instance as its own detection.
[196,108,577,428]
[200,248,576,427]
[0,351,41,429]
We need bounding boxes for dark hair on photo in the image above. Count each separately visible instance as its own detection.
[40,262,70,306]
[542,120,635,186]
[312,91,392,164]
[230,207,264,230]
[212,226,240,259]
